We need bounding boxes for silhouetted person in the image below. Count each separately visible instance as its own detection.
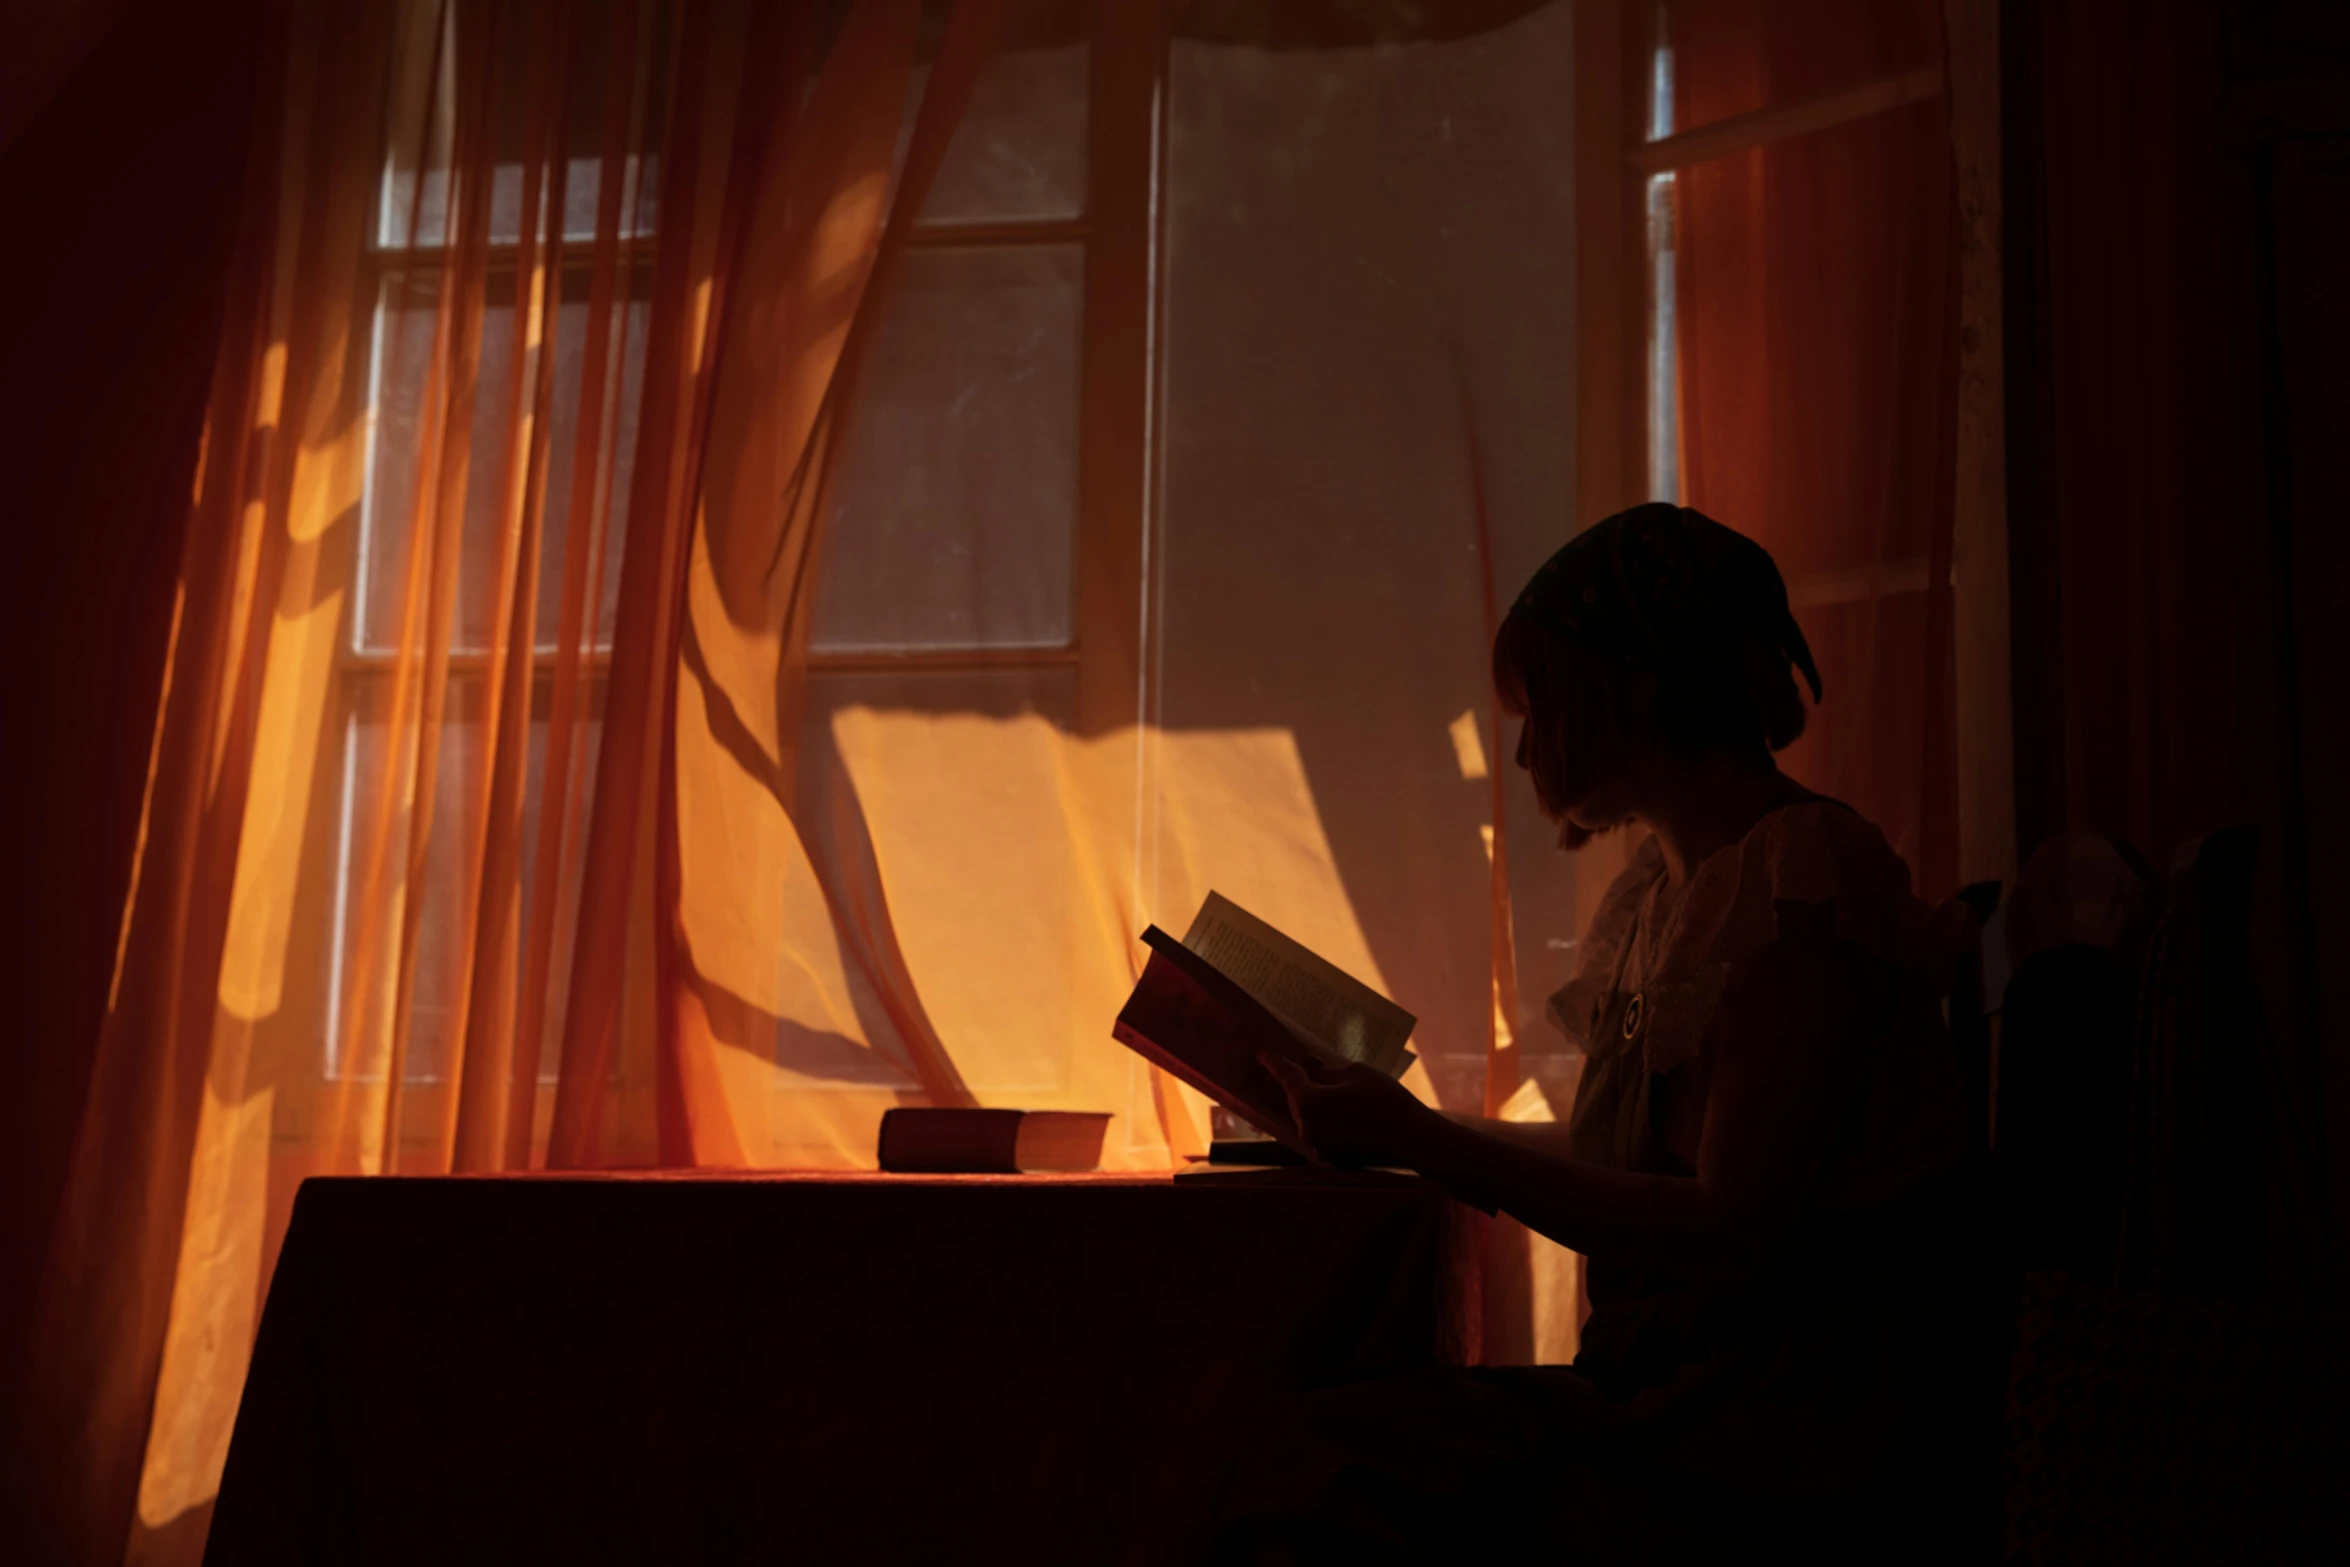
[1219,504,1980,1564]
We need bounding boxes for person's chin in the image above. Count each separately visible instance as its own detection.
[1564,801,1621,836]
[1553,802,1617,850]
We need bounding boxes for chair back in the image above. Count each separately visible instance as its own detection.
[1990,833,2164,1282]
[2116,825,2265,1294]
[1948,878,2002,1179]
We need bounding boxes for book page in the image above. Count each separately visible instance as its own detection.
[1181,892,1417,1077]
[1114,935,1314,1153]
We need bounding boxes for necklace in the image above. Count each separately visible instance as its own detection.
[1611,872,1670,1047]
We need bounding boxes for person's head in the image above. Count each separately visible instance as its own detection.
[1493,503,1821,849]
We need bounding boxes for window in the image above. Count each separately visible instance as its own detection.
[1624,0,1962,885]
[306,1,1587,1145]
[813,7,1091,662]
[314,1,1158,1129]
[325,3,659,1121]
[811,0,1154,701]
[1629,0,1945,603]
[772,0,1161,1105]
[1646,16,1679,504]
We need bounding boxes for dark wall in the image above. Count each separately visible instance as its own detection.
[2003,0,2350,1291]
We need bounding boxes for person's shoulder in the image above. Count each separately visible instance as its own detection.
[1744,796,1915,912]
[1740,797,1977,981]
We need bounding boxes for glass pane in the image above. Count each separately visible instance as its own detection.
[357,265,648,655]
[328,677,603,1083]
[907,0,1087,225]
[327,679,483,1082]
[379,0,666,248]
[813,244,1082,653]
[380,157,661,250]
[916,56,1086,222]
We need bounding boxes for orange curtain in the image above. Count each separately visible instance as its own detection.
[15,1,1013,1560]
[1669,0,1960,895]
[555,0,1012,1170]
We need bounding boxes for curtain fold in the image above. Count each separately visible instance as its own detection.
[657,0,1013,1165]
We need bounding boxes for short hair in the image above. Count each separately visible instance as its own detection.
[1492,605,1811,833]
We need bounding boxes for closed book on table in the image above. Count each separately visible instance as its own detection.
[876,1108,1113,1173]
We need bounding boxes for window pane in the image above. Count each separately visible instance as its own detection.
[378,0,667,248]
[813,244,1082,653]
[329,677,603,1083]
[327,679,484,1081]
[357,265,648,655]
[907,0,1086,225]
[380,157,661,250]
[916,55,1086,223]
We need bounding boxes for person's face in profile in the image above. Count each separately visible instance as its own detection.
[1507,661,1659,850]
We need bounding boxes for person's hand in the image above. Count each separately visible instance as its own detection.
[1258,1051,1433,1168]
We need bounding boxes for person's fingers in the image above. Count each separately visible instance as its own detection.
[1258,1048,1303,1085]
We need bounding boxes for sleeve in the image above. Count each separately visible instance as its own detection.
[1755,801,1971,989]
[1752,803,1972,1194]
[1620,810,1899,1080]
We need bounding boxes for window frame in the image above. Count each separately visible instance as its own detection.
[795,0,1163,733]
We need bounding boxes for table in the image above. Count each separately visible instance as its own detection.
[205,1170,1474,1565]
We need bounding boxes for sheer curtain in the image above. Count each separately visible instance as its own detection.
[19,2,1010,1560]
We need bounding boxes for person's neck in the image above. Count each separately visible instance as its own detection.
[1631,751,1800,888]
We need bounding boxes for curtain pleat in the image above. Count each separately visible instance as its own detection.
[546,0,725,1169]
[445,0,569,1173]
[504,0,651,1169]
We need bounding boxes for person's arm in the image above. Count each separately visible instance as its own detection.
[1264,902,1877,1269]
[1439,1114,1576,1157]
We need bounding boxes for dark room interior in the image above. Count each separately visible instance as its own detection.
[2,1,2345,1561]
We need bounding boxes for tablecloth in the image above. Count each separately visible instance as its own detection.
[204,1169,1474,1565]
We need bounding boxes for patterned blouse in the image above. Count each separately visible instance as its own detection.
[1550,798,1968,1211]
[1544,800,1976,1497]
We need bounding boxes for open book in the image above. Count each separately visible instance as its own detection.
[1111,892,1417,1158]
